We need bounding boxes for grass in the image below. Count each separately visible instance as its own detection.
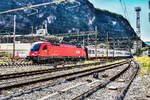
[82,59,126,70]
[134,56,150,76]
[0,53,13,64]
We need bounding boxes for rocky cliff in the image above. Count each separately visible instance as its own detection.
[0,0,137,48]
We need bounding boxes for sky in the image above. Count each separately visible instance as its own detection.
[89,0,150,42]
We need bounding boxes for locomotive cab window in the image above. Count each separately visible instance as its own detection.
[42,45,47,50]
[31,44,41,51]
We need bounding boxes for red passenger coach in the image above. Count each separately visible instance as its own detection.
[29,42,86,63]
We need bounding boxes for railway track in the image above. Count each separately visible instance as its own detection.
[0,61,109,80]
[0,60,129,90]
[0,58,127,68]
[0,58,33,68]
[71,60,139,100]
[0,60,130,100]
[34,60,131,100]
[114,60,139,100]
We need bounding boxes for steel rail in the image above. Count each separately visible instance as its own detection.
[72,60,132,100]
[115,60,139,100]
[0,63,34,68]
[0,60,129,90]
[0,61,107,80]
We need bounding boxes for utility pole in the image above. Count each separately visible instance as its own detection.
[112,21,116,58]
[113,40,115,58]
[13,15,16,59]
[87,34,89,46]
[82,36,85,57]
[31,26,34,45]
[45,21,48,35]
[106,32,109,62]
[135,7,141,55]
[95,26,98,58]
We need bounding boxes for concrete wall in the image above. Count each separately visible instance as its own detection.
[0,43,32,58]
[142,50,149,56]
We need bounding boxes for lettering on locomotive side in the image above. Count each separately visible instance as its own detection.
[76,50,80,54]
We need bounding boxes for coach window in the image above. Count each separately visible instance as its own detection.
[43,45,47,50]
[88,50,91,54]
[92,50,95,54]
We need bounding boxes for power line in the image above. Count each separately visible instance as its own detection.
[119,0,126,18]
[122,0,130,21]
[0,0,75,14]
[65,0,80,9]
[119,0,129,21]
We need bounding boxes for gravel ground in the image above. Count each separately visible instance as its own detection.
[0,65,55,75]
[0,60,102,75]
[82,61,150,100]
[0,61,103,87]
[5,68,149,100]
[124,72,150,100]
[0,64,70,75]
[85,61,136,100]
[38,63,128,100]
[4,63,128,100]
[0,60,108,97]
[1,60,149,100]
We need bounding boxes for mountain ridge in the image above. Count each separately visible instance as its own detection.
[0,0,137,48]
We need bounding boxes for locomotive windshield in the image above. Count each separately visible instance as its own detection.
[31,44,41,51]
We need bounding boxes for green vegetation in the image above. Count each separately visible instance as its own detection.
[134,56,150,76]
[0,52,12,58]
[82,59,126,70]
[141,45,150,52]
[136,45,150,56]
[136,48,142,56]
[0,52,13,64]
[141,47,149,51]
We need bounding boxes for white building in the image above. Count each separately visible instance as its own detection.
[0,43,32,58]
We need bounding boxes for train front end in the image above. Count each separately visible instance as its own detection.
[28,43,41,62]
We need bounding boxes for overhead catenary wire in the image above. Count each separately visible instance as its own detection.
[65,0,80,9]
[119,0,127,18]
[122,0,130,21]
[0,0,75,14]
[119,0,130,21]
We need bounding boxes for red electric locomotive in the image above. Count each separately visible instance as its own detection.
[29,42,87,63]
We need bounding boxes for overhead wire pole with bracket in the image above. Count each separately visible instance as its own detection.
[95,26,98,58]
[106,32,109,62]
[13,15,16,59]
